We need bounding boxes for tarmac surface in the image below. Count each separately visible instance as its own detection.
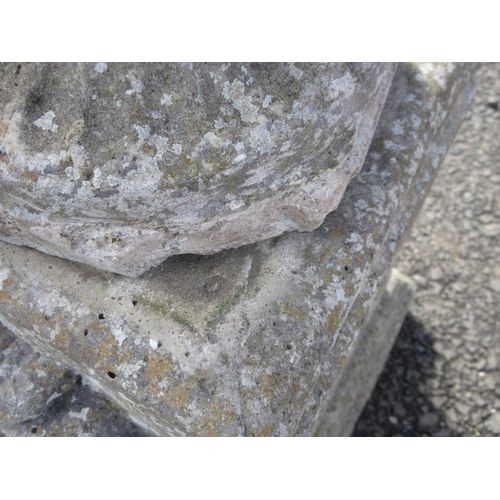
[353,63,500,437]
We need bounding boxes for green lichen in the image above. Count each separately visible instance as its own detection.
[135,296,195,332]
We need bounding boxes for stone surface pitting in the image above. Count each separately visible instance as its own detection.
[0,323,148,436]
[0,63,477,436]
[0,63,396,277]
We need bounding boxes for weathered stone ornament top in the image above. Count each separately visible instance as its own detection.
[0,63,397,276]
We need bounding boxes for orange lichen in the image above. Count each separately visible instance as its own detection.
[283,304,306,322]
[326,305,343,335]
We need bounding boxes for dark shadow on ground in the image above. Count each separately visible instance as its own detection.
[352,313,454,436]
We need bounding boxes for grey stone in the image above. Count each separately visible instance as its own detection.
[429,267,444,281]
[479,214,493,223]
[0,323,148,436]
[0,63,477,436]
[444,408,459,429]
[484,412,500,434]
[450,282,468,293]
[488,278,500,293]
[432,429,451,437]
[430,396,447,410]
[480,224,500,237]
[0,63,396,277]
[419,413,439,428]
[455,402,471,415]
[394,402,407,417]
[315,268,416,437]
[486,352,498,371]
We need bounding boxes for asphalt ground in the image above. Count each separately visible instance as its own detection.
[353,63,500,437]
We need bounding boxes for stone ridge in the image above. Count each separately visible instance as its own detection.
[0,63,396,276]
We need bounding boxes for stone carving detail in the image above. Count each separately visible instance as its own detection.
[0,63,396,276]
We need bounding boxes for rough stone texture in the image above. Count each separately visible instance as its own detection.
[354,63,500,437]
[0,63,477,436]
[0,63,396,277]
[315,268,415,437]
[0,322,149,436]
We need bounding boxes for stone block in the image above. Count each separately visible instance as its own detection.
[314,268,416,437]
[0,63,396,277]
[0,323,148,436]
[0,63,478,436]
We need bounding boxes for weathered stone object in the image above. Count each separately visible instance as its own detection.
[0,63,478,436]
[0,63,396,276]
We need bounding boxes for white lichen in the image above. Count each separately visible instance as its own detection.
[249,125,275,154]
[322,73,356,102]
[107,175,120,187]
[204,132,227,149]
[229,198,245,211]
[126,75,144,95]
[111,321,129,347]
[91,168,103,189]
[69,408,90,421]
[134,124,150,141]
[289,64,303,80]
[222,80,259,123]
[232,153,247,164]
[234,141,245,153]
[171,143,182,155]
[214,118,227,130]
[94,62,107,73]
[33,111,58,132]
[209,71,221,84]
[65,166,81,182]
[391,120,404,135]
[0,268,9,290]
[161,93,173,106]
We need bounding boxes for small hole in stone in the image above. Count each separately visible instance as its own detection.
[157,341,162,348]
[488,102,499,111]
[84,329,88,336]
[344,266,349,272]
[286,344,292,350]
[98,313,105,320]
[185,352,190,357]
[45,315,50,320]
[107,371,117,379]
[132,300,138,306]
[31,427,37,434]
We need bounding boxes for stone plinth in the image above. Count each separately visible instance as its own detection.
[0,63,396,277]
[0,63,477,436]
[0,323,147,436]
[314,268,416,437]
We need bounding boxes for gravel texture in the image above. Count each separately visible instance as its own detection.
[353,63,500,437]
